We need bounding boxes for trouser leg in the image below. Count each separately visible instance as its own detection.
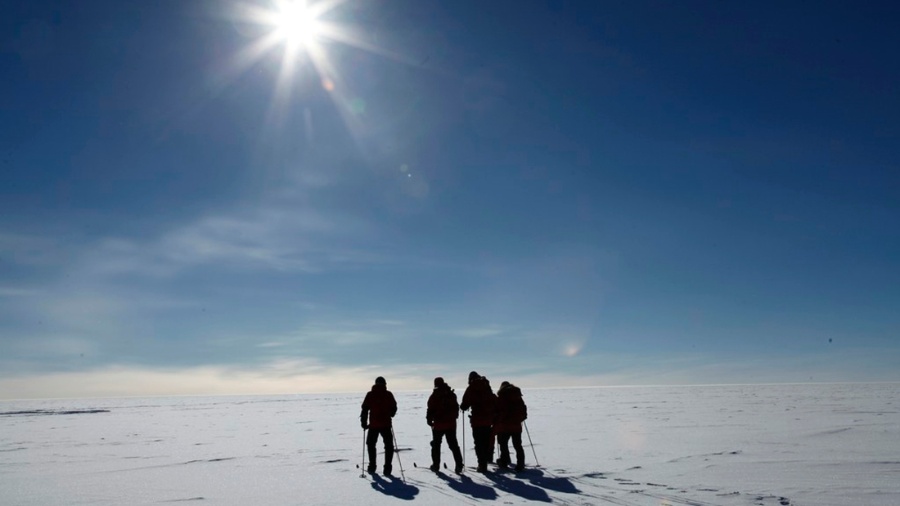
[366,429,379,470]
[497,432,511,466]
[472,426,483,465]
[382,428,394,472]
[490,430,496,463]
[472,426,491,466]
[446,428,463,468]
[430,430,444,467]
[512,432,524,468]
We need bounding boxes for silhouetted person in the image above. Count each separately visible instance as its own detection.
[495,381,527,471]
[426,377,464,473]
[460,371,496,472]
[483,375,496,463]
[361,376,397,475]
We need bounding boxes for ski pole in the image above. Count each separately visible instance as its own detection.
[523,421,539,467]
[462,416,466,468]
[360,428,366,477]
[391,426,405,481]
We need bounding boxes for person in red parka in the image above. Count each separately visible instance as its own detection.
[426,377,464,473]
[494,381,527,471]
[360,376,398,475]
[460,371,497,472]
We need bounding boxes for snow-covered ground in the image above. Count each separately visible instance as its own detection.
[1,383,897,505]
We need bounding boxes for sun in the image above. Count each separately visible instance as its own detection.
[271,0,321,48]
[226,0,418,144]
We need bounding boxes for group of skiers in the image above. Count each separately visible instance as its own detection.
[360,371,528,476]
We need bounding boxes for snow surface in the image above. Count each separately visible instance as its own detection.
[1,383,898,505]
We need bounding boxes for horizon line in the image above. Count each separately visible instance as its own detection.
[3,380,898,403]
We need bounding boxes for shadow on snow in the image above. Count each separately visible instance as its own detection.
[438,472,498,501]
[520,469,580,494]
[369,474,419,500]
[484,471,551,502]
[366,467,577,502]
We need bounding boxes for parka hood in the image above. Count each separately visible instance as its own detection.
[498,382,521,397]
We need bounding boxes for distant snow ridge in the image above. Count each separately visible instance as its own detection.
[0,409,110,417]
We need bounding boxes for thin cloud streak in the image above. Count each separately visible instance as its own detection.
[0,359,453,400]
[89,205,380,277]
[3,348,897,400]
[0,286,40,297]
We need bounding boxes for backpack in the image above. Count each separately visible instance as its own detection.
[438,389,460,421]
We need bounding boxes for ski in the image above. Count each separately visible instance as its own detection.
[413,462,464,474]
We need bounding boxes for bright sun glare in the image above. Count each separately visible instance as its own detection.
[273,0,321,48]
[230,0,412,139]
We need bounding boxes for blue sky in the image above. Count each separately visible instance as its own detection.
[1,0,898,398]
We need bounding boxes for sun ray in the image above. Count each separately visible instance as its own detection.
[227,0,430,154]
[314,22,429,70]
[223,31,283,80]
[231,2,281,25]
[305,0,346,18]
[303,37,366,136]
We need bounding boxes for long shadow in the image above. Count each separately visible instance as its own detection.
[438,472,498,500]
[520,468,580,494]
[369,474,420,500]
[484,471,551,502]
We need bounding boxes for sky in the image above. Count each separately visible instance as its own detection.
[1,0,898,399]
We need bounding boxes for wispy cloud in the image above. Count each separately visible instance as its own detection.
[0,233,67,266]
[241,318,417,354]
[0,359,443,399]
[453,325,511,339]
[80,202,384,279]
[158,208,348,271]
[0,286,40,297]
[5,346,898,400]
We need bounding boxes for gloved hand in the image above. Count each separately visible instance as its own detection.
[361,422,369,430]
[426,419,433,427]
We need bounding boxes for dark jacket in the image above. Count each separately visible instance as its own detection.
[427,383,460,431]
[460,376,497,427]
[494,383,527,433]
[361,383,397,429]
